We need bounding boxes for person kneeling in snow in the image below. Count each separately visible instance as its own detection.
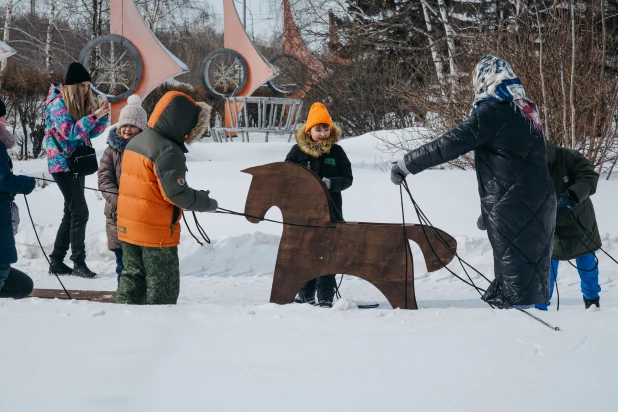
[535,142,603,310]
[0,99,36,299]
[391,55,556,309]
[114,92,218,305]
[98,94,147,285]
[285,102,353,308]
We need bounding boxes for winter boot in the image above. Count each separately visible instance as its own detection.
[294,295,315,305]
[72,262,97,278]
[583,296,600,309]
[49,262,73,275]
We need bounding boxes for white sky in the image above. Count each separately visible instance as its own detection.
[208,0,282,39]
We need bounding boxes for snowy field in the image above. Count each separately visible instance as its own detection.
[1,130,617,412]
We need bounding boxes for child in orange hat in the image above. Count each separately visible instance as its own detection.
[284,102,353,307]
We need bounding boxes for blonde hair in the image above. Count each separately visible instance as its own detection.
[61,84,97,122]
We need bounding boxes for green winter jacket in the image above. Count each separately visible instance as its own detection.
[547,142,602,260]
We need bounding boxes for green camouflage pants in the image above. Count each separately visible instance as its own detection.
[115,243,180,305]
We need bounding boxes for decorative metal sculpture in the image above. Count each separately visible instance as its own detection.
[211,96,304,142]
[201,0,277,100]
[273,0,327,99]
[243,162,458,309]
[78,0,188,122]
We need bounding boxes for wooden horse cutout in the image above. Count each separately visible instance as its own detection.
[242,162,458,309]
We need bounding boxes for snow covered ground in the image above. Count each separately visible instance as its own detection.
[1,130,617,412]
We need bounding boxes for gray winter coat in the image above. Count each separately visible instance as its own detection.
[97,128,128,250]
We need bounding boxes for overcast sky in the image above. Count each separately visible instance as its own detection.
[208,0,282,39]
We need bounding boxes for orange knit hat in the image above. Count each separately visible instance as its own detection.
[305,102,333,132]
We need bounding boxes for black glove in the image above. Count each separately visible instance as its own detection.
[391,160,410,185]
[556,190,577,217]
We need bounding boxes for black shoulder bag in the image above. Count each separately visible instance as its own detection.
[50,134,98,176]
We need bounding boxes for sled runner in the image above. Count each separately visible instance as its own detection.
[30,289,116,303]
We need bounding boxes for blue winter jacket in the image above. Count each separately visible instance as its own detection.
[0,130,36,264]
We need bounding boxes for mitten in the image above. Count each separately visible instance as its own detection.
[556,190,577,217]
[391,160,410,185]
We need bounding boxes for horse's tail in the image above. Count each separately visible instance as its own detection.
[404,224,457,272]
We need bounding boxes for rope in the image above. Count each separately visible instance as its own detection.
[35,177,118,196]
[182,213,205,246]
[398,180,560,331]
[400,186,409,309]
[216,207,336,229]
[401,181,491,296]
[23,195,72,299]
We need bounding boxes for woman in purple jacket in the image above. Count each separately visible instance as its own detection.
[45,62,109,278]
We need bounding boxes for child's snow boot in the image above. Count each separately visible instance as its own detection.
[72,262,97,278]
[49,262,73,275]
[583,296,600,309]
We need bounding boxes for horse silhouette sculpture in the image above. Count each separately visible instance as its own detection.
[242,162,457,309]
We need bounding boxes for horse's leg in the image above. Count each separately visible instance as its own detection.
[270,262,294,304]
[356,245,417,310]
[269,252,319,305]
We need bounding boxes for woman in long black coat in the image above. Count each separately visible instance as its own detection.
[391,55,556,308]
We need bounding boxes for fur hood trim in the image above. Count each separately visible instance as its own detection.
[295,123,342,157]
[107,127,129,152]
[186,102,212,144]
[0,122,16,149]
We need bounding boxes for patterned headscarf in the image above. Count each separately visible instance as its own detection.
[472,55,543,135]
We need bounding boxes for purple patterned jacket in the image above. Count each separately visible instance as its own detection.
[44,84,109,173]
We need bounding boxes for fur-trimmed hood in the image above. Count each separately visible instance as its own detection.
[148,92,212,153]
[295,123,342,158]
[107,127,130,152]
[186,102,211,144]
[0,123,16,149]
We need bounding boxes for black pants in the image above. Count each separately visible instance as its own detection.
[0,267,34,299]
[297,209,344,304]
[50,173,89,264]
[113,248,124,285]
[298,275,337,303]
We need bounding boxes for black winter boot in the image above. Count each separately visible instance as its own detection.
[49,262,73,275]
[583,296,600,309]
[72,263,97,278]
[294,295,315,305]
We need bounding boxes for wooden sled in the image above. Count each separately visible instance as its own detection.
[30,289,116,303]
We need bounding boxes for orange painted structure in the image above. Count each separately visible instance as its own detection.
[223,0,277,97]
[108,0,188,122]
[282,0,327,99]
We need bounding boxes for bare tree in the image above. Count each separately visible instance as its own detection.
[2,0,14,72]
[569,0,577,149]
[45,0,55,74]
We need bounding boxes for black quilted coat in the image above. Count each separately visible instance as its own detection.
[401,101,556,308]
